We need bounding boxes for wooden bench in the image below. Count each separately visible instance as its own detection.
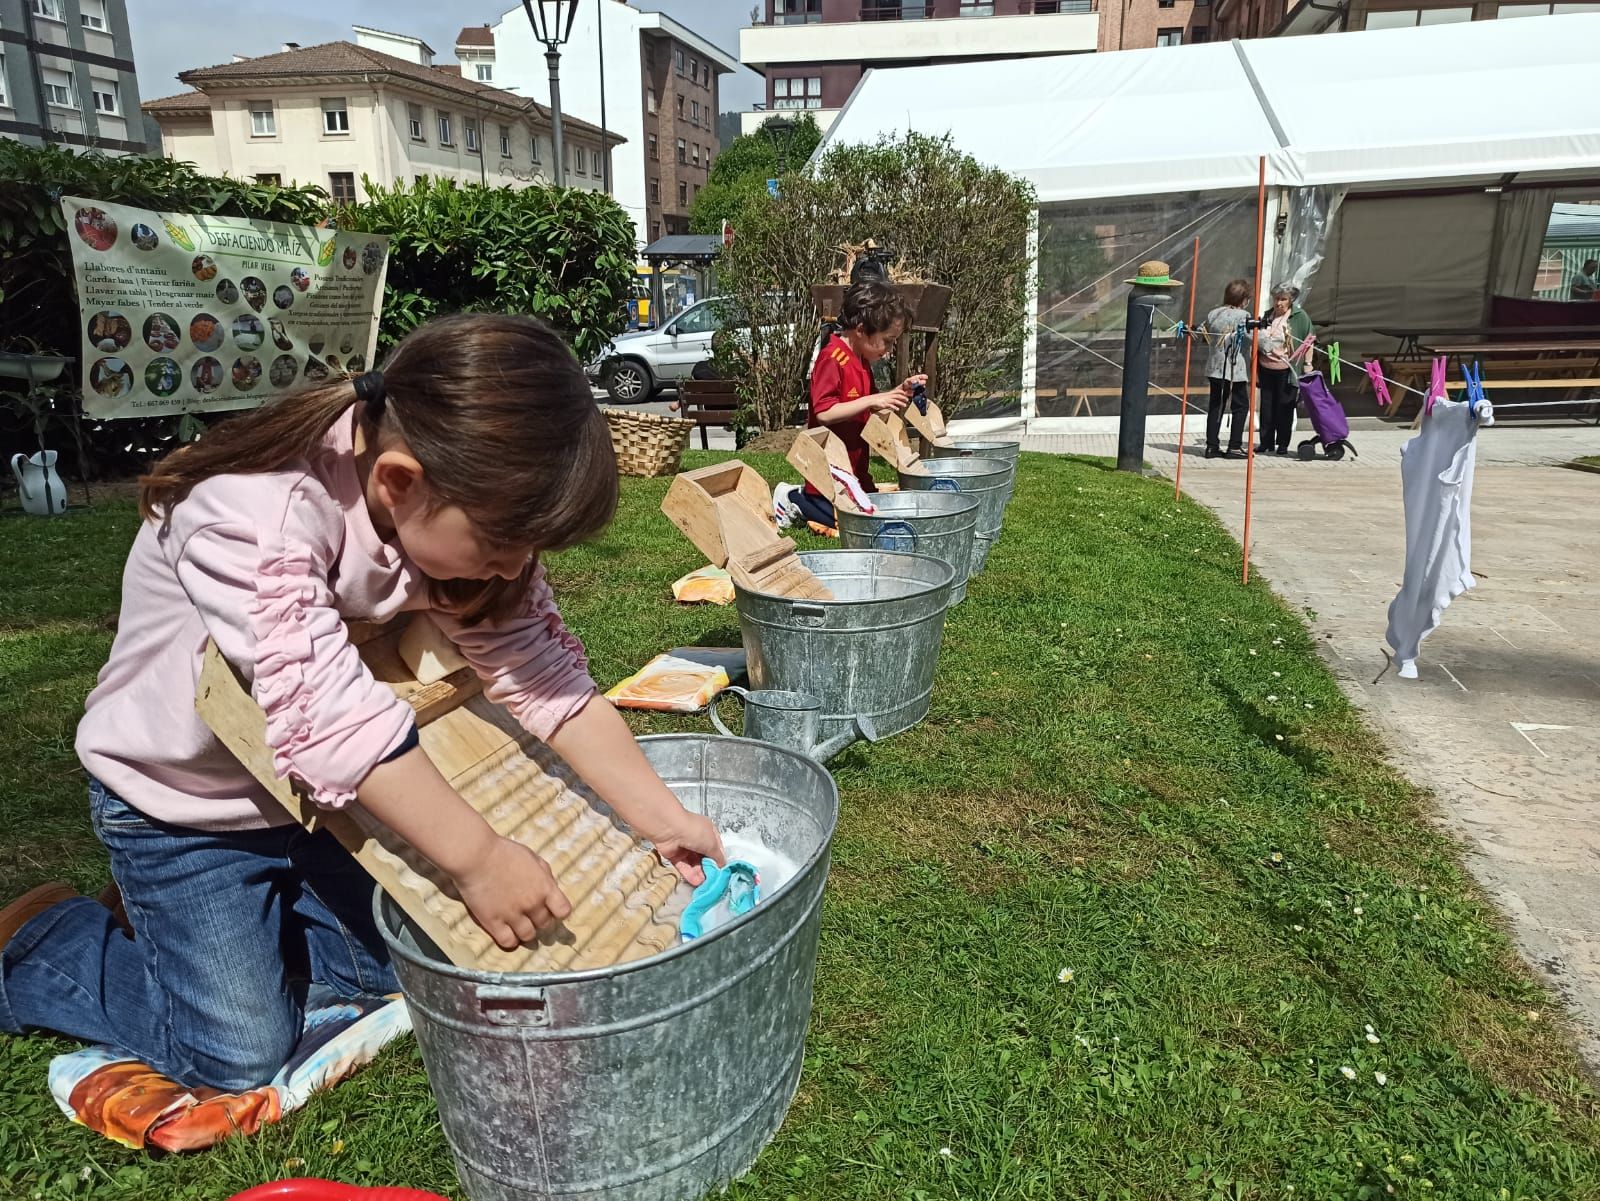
[677,380,807,445]
[677,380,740,449]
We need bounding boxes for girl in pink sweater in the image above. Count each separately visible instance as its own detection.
[0,314,723,1091]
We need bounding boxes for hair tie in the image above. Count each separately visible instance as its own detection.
[352,370,385,414]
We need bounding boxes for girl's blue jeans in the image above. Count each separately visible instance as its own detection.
[0,779,397,1091]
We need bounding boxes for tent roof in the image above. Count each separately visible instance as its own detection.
[818,15,1600,203]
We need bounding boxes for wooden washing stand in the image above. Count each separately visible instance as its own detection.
[786,426,870,516]
[863,411,932,477]
[195,614,687,974]
[660,461,834,600]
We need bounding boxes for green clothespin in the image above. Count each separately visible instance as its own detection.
[1326,342,1341,386]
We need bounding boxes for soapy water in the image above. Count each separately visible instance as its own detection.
[690,827,801,938]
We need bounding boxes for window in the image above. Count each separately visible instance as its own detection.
[322,98,349,135]
[676,137,686,163]
[1155,26,1183,43]
[863,1,931,14]
[91,79,118,114]
[1500,2,1600,13]
[1195,0,1211,7]
[250,101,275,136]
[465,119,480,153]
[592,149,602,174]
[691,99,700,123]
[408,103,425,141]
[775,0,821,22]
[437,112,453,145]
[648,133,658,159]
[652,222,662,240]
[0,59,8,108]
[1159,0,1176,8]
[676,94,685,117]
[1191,24,1209,39]
[530,132,541,161]
[1363,6,1471,24]
[647,89,658,113]
[30,0,62,20]
[41,68,73,108]
[80,0,107,29]
[688,57,698,81]
[694,184,700,199]
[499,124,511,157]
[678,181,688,206]
[650,178,660,202]
[329,173,356,205]
[773,77,822,110]
[255,172,281,185]
[692,142,700,168]
[574,147,585,175]
[959,1,996,12]
[475,62,493,81]
[674,49,685,76]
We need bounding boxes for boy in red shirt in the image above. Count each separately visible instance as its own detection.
[794,281,924,528]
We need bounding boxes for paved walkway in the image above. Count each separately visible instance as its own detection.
[1032,423,1600,1065]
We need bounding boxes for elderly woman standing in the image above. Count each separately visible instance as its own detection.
[1256,284,1314,457]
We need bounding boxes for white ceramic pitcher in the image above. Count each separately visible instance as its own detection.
[11,451,67,516]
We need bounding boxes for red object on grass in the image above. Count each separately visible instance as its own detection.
[227,1180,448,1201]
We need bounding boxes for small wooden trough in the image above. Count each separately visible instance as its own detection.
[661,461,834,599]
[785,426,869,515]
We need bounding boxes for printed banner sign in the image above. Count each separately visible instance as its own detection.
[62,196,389,419]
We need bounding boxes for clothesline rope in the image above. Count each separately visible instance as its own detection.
[1035,316,1598,419]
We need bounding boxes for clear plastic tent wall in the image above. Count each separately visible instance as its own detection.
[816,14,1600,423]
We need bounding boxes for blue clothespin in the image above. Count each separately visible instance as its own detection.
[1461,360,1485,417]
[1172,319,1188,340]
[1231,323,1250,354]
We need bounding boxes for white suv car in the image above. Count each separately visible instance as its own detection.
[588,298,728,403]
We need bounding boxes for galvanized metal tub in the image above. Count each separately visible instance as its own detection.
[926,439,1022,505]
[835,491,980,606]
[898,456,1011,574]
[378,734,838,1201]
[735,549,954,742]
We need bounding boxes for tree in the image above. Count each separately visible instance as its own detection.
[714,131,1036,432]
[689,114,823,236]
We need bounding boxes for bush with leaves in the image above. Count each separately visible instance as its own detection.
[714,131,1035,431]
[346,174,635,361]
[689,114,823,237]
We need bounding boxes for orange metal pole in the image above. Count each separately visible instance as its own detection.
[1175,235,1200,500]
[1242,156,1266,585]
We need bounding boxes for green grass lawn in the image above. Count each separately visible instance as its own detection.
[3,452,1599,1201]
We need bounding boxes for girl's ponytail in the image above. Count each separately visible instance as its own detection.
[139,378,360,522]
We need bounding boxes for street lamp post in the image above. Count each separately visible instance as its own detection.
[521,0,579,187]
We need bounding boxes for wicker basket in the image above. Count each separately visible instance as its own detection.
[602,407,695,478]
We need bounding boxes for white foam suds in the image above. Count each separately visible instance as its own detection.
[692,827,801,936]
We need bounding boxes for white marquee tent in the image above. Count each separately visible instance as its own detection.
[813,15,1600,424]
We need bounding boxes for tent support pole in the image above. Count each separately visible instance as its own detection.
[1176,234,1200,500]
[1022,210,1040,424]
[1244,156,1266,586]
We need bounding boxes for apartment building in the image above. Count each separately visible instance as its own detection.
[0,0,149,153]
[465,1,739,246]
[142,28,619,204]
[739,0,1111,137]
[1214,0,1597,39]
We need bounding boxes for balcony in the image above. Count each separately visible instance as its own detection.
[740,6,1099,70]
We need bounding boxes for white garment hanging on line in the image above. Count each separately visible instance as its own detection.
[1384,396,1493,679]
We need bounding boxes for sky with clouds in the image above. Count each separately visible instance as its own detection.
[129,0,765,110]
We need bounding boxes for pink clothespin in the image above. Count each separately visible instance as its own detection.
[1364,360,1393,408]
[1426,356,1447,417]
